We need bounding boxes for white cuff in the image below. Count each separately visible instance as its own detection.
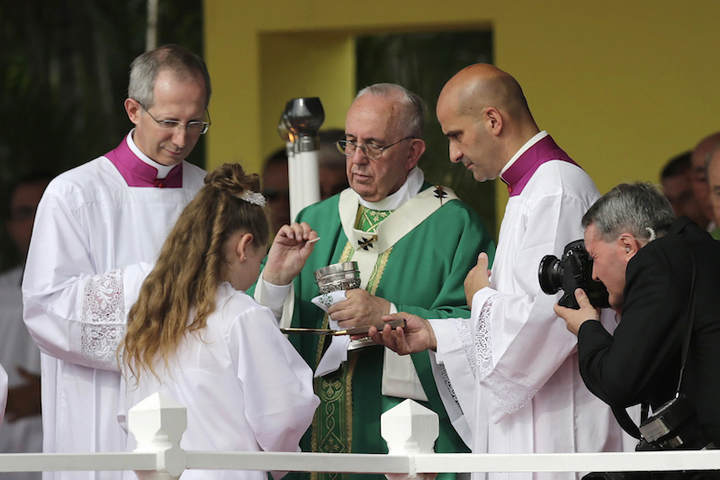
[429,319,466,365]
[471,286,497,313]
[261,277,292,310]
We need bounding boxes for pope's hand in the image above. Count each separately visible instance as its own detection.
[263,222,318,285]
[553,288,601,335]
[368,313,436,354]
[330,289,391,329]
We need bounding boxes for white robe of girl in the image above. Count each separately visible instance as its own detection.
[120,283,319,480]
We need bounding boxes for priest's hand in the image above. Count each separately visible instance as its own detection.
[368,313,436,354]
[263,222,318,285]
[464,252,492,307]
[554,288,601,336]
[329,289,391,328]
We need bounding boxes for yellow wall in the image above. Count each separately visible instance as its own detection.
[205,0,720,222]
[259,33,355,154]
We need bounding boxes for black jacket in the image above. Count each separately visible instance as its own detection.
[578,217,720,444]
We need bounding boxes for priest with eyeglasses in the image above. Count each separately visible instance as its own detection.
[22,44,211,480]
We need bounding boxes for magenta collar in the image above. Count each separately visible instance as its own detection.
[105,137,183,188]
[500,135,579,197]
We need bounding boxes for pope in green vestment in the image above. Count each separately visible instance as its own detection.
[276,181,494,480]
[255,82,495,480]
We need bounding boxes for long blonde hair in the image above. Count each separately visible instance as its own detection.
[121,163,270,380]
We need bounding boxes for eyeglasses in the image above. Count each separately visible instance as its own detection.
[336,136,414,160]
[136,101,211,135]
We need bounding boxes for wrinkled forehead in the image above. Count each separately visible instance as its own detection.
[345,94,402,140]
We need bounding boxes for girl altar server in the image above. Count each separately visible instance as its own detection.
[120,163,319,480]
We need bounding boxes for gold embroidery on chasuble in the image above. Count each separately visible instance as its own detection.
[311,206,393,479]
[357,205,391,233]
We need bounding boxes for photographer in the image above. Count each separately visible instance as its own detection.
[555,182,720,451]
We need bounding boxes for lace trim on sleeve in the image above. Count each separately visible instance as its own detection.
[437,361,463,414]
[476,293,497,380]
[483,368,538,414]
[452,317,476,378]
[81,268,127,370]
[476,294,537,413]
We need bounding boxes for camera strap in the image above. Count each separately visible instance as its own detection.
[675,245,697,396]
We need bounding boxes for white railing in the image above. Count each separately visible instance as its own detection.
[1,393,719,479]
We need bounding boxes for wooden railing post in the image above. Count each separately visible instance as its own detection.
[128,393,187,480]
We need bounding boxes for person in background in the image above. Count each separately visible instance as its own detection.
[317,129,350,199]
[660,151,708,227]
[690,132,720,231]
[22,44,210,480]
[371,64,629,480]
[704,145,720,240]
[120,163,318,480]
[261,148,292,232]
[0,174,52,480]
[255,83,494,480]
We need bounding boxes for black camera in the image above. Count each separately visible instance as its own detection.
[538,239,610,309]
[637,395,712,451]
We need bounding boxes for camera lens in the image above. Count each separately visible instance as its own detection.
[538,255,564,295]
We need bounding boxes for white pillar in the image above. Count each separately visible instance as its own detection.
[289,150,321,221]
[282,97,323,221]
[381,399,439,480]
[128,393,187,480]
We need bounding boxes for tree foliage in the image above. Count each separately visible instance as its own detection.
[0,0,202,270]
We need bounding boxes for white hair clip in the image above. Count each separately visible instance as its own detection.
[646,227,657,242]
[240,190,266,207]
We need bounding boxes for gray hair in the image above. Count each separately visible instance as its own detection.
[355,83,426,138]
[582,182,674,243]
[128,44,211,109]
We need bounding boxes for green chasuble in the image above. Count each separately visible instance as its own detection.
[280,182,495,480]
